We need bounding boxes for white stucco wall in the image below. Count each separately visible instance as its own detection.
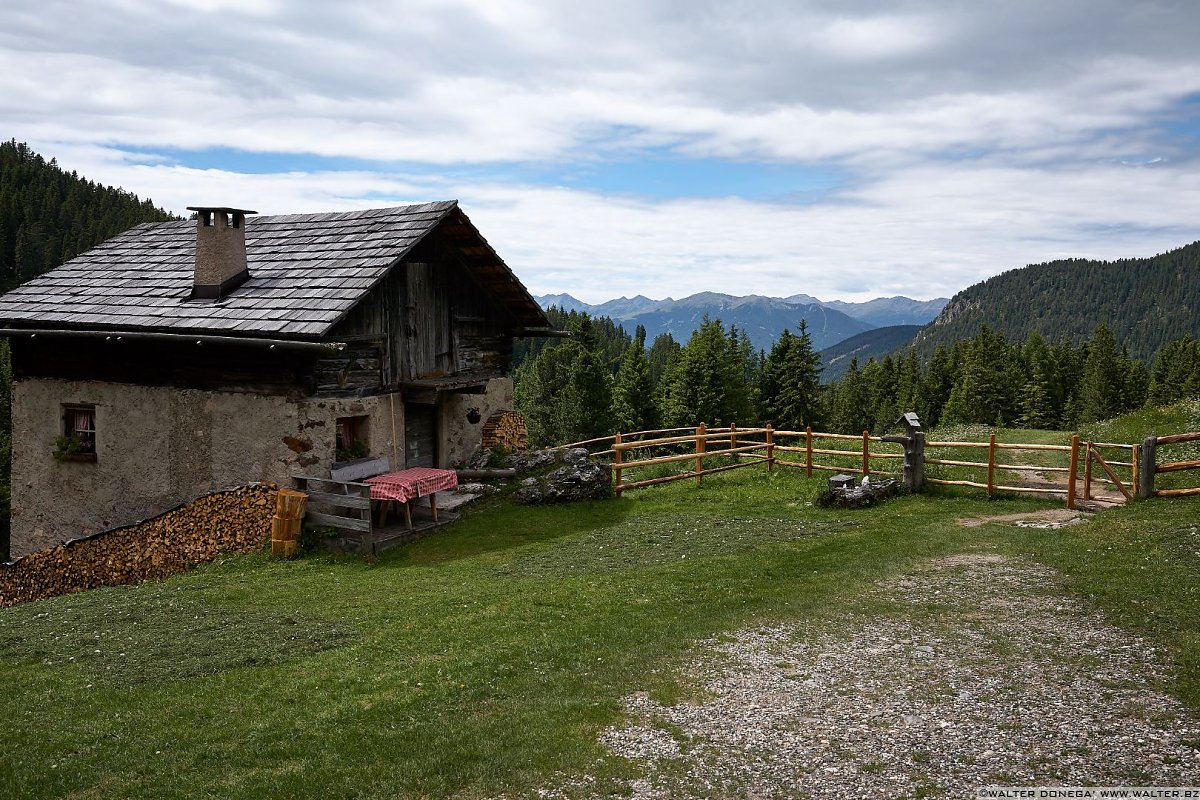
[9,380,411,558]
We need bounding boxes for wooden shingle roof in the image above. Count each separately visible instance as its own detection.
[0,201,552,340]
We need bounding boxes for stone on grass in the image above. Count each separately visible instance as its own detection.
[817,477,901,509]
[513,448,610,504]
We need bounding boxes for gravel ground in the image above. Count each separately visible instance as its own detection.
[559,553,1200,798]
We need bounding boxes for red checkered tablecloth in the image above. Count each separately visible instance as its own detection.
[365,468,458,503]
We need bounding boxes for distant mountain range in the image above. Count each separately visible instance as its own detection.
[535,292,948,353]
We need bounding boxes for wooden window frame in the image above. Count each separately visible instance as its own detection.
[59,404,98,463]
[335,415,370,462]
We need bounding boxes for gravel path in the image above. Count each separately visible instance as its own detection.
[573,553,1200,798]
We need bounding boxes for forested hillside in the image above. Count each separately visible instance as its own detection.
[819,325,921,382]
[0,140,177,291]
[915,241,1200,362]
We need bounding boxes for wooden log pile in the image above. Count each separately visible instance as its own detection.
[0,484,277,608]
[481,410,528,452]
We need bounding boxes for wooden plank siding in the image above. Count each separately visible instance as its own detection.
[329,230,517,386]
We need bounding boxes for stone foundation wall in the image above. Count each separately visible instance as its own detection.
[441,377,514,467]
[0,484,276,608]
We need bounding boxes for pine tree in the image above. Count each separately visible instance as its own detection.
[646,332,679,388]
[941,326,1018,425]
[830,358,875,434]
[1078,324,1122,423]
[610,341,656,433]
[919,345,956,428]
[567,317,613,441]
[658,317,735,426]
[759,321,824,430]
[1019,331,1057,428]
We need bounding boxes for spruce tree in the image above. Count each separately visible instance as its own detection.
[830,358,876,434]
[1019,331,1057,428]
[760,321,824,430]
[1078,324,1121,423]
[658,317,734,426]
[610,341,656,433]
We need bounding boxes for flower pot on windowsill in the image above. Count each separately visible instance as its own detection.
[56,452,97,463]
[52,434,96,462]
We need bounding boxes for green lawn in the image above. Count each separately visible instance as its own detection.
[1,462,1198,799]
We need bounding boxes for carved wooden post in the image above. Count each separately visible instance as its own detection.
[911,431,925,492]
[695,423,706,486]
[1139,435,1157,499]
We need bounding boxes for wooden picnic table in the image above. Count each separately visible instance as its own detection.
[365,467,458,528]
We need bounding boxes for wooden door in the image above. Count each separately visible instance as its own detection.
[404,402,437,468]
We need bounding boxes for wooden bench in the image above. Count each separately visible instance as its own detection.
[293,457,458,554]
[293,456,390,553]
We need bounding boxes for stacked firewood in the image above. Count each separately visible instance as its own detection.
[0,484,277,608]
[481,410,529,452]
[271,489,308,558]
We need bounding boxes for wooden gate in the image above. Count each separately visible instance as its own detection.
[1067,438,1134,508]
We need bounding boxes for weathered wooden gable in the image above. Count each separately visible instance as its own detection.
[330,229,517,383]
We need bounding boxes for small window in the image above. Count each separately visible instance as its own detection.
[335,416,369,462]
[57,404,97,462]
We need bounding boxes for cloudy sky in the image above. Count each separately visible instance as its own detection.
[5,0,1199,303]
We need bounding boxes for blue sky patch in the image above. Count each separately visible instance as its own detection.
[119,145,846,203]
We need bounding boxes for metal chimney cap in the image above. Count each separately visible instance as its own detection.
[186,207,258,215]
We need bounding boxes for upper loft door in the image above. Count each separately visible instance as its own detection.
[405,262,453,379]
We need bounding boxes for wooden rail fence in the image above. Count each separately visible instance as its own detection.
[565,420,1200,506]
[569,424,904,494]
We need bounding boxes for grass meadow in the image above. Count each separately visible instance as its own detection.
[2,409,1199,798]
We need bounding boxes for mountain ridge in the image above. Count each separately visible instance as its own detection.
[534,291,946,352]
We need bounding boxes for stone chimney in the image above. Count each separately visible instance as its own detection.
[186,206,257,299]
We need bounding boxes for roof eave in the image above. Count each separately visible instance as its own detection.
[0,325,345,352]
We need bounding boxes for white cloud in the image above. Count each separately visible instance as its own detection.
[3,0,1200,304]
[51,147,1200,305]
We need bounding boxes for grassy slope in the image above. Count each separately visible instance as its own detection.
[0,460,1197,798]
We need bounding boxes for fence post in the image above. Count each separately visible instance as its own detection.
[695,423,706,486]
[862,430,870,476]
[805,425,813,478]
[766,424,775,473]
[911,431,925,492]
[1131,443,1139,499]
[613,431,623,495]
[1083,442,1093,501]
[1067,435,1079,509]
[730,422,738,460]
[1139,436,1157,499]
[987,433,996,498]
